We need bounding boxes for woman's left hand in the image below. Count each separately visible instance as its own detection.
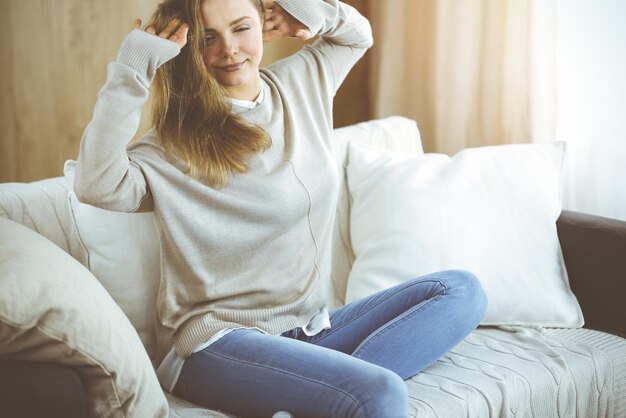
[263,0,312,42]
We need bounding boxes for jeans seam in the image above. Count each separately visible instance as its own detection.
[352,282,449,358]
[314,278,448,345]
[199,347,366,418]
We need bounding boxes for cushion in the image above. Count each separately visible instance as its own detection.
[346,141,584,327]
[0,177,87,263]
[330,116,424,308]
[0,217,168,418]
[64,160,160,360]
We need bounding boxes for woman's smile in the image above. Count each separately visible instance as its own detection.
[216,60,246,72]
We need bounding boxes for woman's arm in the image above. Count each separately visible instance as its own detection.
[268,0,373,96]
[74,21,186,212]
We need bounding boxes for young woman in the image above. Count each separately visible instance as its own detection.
[75,0,487,416]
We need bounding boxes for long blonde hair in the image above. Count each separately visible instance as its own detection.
[149,0,271,188]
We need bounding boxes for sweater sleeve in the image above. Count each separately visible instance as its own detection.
[74,30,180,212]
[273,0,373,95]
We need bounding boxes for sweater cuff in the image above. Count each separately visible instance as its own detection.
[116,30,181,83]
[274,0,336,36]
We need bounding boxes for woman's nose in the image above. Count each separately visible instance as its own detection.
[221,36,238,57]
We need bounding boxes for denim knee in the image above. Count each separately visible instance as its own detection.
[449,269,488,321]
[355,368,408,417]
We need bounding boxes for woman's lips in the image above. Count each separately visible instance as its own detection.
[216,61,245,72]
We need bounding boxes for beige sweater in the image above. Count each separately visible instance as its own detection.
[74,0,372,362]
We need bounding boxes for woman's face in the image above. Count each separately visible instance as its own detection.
[201,0,264,101]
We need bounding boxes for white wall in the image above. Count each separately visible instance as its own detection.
[556,0,626,221]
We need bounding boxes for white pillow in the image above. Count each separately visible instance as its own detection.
[346,141,584,327]
[0,217,168,418]
[64,160,160,360]
[330,116,424,308]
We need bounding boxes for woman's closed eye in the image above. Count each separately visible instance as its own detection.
[205,26,250,43]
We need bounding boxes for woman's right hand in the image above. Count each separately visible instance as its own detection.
[131,18,189,49]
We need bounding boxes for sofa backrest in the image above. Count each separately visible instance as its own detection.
[0,116,423,359]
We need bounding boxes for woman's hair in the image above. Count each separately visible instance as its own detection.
[149,0,270,188]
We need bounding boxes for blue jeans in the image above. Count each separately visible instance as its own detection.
[173,270,487,418]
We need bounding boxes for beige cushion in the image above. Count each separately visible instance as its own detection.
[0,177,87,263]
[64,160,160,361]
[0,217,167,418]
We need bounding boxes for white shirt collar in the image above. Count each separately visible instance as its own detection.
[229,86,264,114]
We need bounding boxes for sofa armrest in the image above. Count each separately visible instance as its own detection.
[0,360,86,418]
[557,210,626,338]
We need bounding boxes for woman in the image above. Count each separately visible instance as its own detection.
[75,0,488,416]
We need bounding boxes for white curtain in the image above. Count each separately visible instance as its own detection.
[369,0,556,155]
[368,0,625,221]
[555,0,626,221]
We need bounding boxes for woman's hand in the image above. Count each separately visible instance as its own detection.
[263,0,312,42]
[131,18,189,49]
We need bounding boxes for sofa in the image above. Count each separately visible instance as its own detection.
[1,116,625,418]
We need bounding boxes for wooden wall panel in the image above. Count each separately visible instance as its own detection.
[334,0,371,128]
[0,0,371,183]
[0,0,160,183]
[261,0,371,128]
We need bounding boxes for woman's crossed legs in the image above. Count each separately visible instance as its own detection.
[173,270,487,417]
